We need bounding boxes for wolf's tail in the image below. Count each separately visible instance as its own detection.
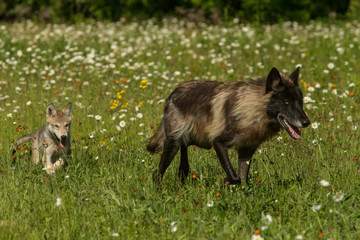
[147,121,165,153]
[12,133,36,155]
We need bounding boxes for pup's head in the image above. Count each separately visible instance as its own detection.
[46,103,72,148]
[266,67,310,139]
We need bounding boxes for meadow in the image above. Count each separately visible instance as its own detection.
[0,19,359,239]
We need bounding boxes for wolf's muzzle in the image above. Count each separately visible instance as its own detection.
[301,118,310,128]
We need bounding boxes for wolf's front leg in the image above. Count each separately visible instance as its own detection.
[31,141,41,164]
[213,139,241,185]
[237,146,258,184]
[178,144,189,183]
[44,154,56,174]
[53,158,66,171]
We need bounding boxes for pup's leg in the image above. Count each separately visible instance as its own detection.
[178,144,189,183]
[31,141,40,164]
[52,158,66,171]
[213,138,240,184]
[44,152,56,174]
[237,146,258,184]
[153,137,181,183]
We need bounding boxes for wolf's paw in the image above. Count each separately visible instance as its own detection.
[221,177,241,185]
[54,159,64,167]
[178,169,189,183]
[152,170,162,183]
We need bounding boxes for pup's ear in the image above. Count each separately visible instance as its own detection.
[289,66,300,86]
[266,67,283,93]
[63,103,72,116]
[47,104,57,117]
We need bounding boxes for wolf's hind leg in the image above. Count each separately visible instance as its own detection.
[31,141,40,164]
[153,137,181,183]
[178,144,189,183]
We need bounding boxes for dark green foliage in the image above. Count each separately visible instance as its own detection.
[0,0,352,23]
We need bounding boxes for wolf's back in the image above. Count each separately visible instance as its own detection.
[147,121,165,153]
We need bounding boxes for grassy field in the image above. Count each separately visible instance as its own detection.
[0,19,359,239]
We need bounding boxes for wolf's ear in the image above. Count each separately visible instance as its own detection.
[47,104,57,117]
[266,67,283,93]
[289,66,300,86]
[63,103,72,116]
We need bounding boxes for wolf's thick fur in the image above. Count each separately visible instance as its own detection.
[148,67,310,184]
[13,103,72,174]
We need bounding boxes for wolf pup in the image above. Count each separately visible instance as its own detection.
[13,103,72,174]
[147,67,310,185]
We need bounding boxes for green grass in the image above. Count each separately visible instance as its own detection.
[0,19,360,239]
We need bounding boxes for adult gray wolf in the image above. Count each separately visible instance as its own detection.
[147,67,310,185]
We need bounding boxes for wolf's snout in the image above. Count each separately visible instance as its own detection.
[301,118,310,128]
[61,135,67,140]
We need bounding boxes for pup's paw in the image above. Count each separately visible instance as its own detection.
[54,159,64,167]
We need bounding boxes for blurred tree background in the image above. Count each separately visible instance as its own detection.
[0,0,357,23]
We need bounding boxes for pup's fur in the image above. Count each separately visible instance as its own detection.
[13,103,72,174]
[147,67,310,184]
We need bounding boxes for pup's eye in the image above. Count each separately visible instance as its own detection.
[65,124,69,127]
[54,125,60,128]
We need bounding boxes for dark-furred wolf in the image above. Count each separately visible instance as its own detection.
[147,67,310,184]
[13,103,72,174]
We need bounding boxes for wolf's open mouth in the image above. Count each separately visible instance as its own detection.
[54,134,66,148]
[59,139,66,148]
[278,115,301,139]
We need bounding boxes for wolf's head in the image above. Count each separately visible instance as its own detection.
[266,67,310,139]
[46,103,72,148]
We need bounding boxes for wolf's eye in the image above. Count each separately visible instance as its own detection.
[65,124,69,127]
[284,101,289,105]
[54,124,60,128]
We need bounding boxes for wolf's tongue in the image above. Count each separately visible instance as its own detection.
[60,142,65,148]
[288,124,301,139]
